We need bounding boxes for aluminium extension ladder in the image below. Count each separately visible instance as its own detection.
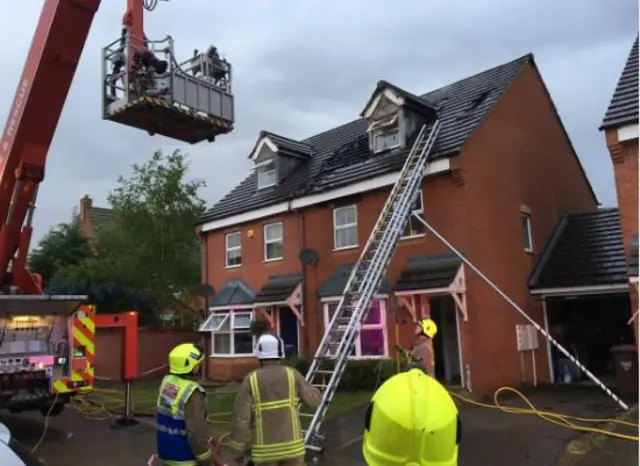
[302,119,442,452]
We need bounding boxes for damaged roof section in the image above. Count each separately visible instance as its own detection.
[529,209,628,289]
[317,263,390,298]
[209,279,256,308]
[255,273,302,304]
[394,252,462,292]
[200,54,532,224]
[601,35,639,130]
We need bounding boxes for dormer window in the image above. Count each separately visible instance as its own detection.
[368,114,401,153]
[256,159,277,189]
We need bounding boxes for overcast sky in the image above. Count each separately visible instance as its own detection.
[0,0,637,246]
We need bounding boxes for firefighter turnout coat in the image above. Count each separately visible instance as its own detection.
[156,375,214,466]
[229,362,322,464]
[411,334,435,376]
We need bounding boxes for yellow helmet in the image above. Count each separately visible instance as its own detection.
[362,368,460,466]
[418,318,438,339]
[168,343,204,375]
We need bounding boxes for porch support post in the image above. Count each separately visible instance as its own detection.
[448,264,468,321]
[399,295,418,321]
[287,303,305,327]
[255,306,275,327]
[419,294,431,319]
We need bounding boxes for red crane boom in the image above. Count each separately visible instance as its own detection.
[0,0,234,295]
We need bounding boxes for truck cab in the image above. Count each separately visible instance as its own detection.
[102,32,234,144]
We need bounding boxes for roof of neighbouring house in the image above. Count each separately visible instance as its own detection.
[529,209,628,289]
[601,35,639,130]
[88,206,116,235]
[199,54,535,225]
[393,252,463,292]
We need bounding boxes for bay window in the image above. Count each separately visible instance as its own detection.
[200,310,255,356]
[323,299,387,358]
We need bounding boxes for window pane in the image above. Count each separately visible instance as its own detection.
[214,333,231,353]
[403,215,426,238]
[258,169,276,188]
[226,233,241,248]
[265,223,282,241]
[336,225,357,249]
[227,249,242,267]
[234,331,254,354]
[219,315,231,332]
[360,329,385,356]
[266,241,284,259]
[234,313,252,329]
[200,313,229,332]
[364,301,381,325]
[335,206,355,226]
[521,215,532,249]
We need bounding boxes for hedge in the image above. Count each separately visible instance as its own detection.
[283,357,397,392]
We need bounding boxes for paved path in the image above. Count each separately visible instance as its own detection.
[1,385,632,466]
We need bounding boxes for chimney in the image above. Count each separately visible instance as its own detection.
[79,195,92,221]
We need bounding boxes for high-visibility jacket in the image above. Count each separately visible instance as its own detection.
[228,363,322,464]
[156,375,211,466]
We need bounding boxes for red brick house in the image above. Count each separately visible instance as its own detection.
[196,53,597,394]
[601,36,639,334]
[78,194,115,240]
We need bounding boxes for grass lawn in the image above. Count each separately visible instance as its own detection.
[91,385,373,429]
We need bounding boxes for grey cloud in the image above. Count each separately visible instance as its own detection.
[0,0,636,246]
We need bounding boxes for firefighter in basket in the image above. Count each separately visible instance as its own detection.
[228,334,322,466]
[155,343,223,466]
[362,367,461,466]
[410,318,438,376]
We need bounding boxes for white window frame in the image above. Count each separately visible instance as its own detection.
[370,114,401,154]
[333,205,358,250]
[322,298,388,359]
[205,310,255,357]
[257,159,277,189]
[264,221,284,261]
[522,213,533,252]
[225,231,242,268]
[400,189,425,239]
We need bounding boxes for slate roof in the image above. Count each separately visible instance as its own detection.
[601,35,639,130]
[199,54,533,224]
[317,263,390,298]
[260,131,313,159]
[630,235,638,278]
[393,252,463,292]
[361,80,438,117]
[209,279,256,307]
[529,209,628,289]
[88,206,116,236]
[255,273,302,303]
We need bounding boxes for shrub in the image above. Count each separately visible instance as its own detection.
[283,357,397,392]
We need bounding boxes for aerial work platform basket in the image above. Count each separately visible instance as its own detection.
[102,35,234,144]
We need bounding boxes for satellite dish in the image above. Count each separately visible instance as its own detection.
[197,283,215,298]
[298,249,318,265]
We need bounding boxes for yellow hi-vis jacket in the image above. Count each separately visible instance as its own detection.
[229,362,322,464]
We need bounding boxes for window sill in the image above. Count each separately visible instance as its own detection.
[225,264,242,270]
[333,245,359,252]
[263,257,283,264]
[399,234,425,242]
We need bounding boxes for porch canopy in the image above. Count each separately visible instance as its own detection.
[254,273,304,326]
[529,210,630,298]
[317,263,391,299]
[392,252,467,321]
[198,279,256,331]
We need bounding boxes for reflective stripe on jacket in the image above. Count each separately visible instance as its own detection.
[156,375,208,466]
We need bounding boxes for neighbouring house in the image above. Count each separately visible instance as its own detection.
[601,35,639,336]
[196,52,599,394]
[78,195,115,240]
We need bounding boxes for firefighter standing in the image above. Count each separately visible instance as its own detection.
[411,318,438,376]
[362,367,461,466]
[156,343,219,466]
[228,334,322,466]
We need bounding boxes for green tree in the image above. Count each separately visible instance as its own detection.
[28,215,92,286]
[56,149,205,318]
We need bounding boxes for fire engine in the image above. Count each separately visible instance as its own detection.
[0,0,234,416]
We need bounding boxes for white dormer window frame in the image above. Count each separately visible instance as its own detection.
[369,114,401,154]
[256,159,277,189]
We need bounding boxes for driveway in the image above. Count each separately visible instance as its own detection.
[1,385,633,466]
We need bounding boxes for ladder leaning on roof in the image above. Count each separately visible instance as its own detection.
[301,119,442,453]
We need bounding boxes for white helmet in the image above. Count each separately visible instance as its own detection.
[255,334,285,360]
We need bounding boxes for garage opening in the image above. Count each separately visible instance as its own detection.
[545,293,634,386]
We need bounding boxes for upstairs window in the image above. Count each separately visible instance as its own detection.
[225,231,242,268]
[333,205,358,250]
[521,213,533,252]
[401,189,425,239]
[264,222,284,261]
[257,159,277,189]
[369,114,401,154]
